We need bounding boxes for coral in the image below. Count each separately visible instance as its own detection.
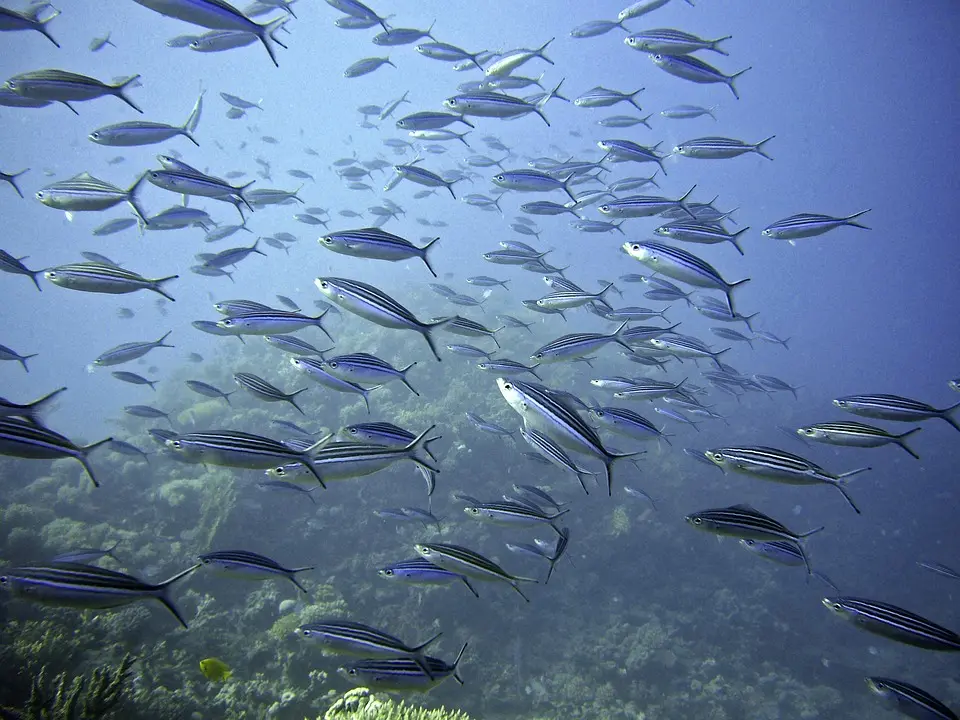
[609,505,631,537]
[0,653,133,720]
[320,688,473,720]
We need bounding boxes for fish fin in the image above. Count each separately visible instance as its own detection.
[60,100,79,115]
[629,87,644,111]
[753,135,776,160]
[111,74,143,113]
[710,35,733,55]
[535,37,555,64]
[155,330,175,349]
[727,66,752,100]
[399,362,420,396]
[288,387,310,415]
[412,630,443,654]
[258,16,289,67]
[150,275,179,302]
[843,209,871,229]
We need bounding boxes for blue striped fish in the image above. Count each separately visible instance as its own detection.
[650,53,751,99]
[0,561,199,627]
[377,557,479,597]
[339,642,468,691]
[234,372,308,414]
[762,210,870,241]
[0,417,111,487]
[199,550,313,593]
[866,677,958,720]
[823,597,960,651]
[834,393,960,433]
[415,542,537,601]
[319,228,439,277]
[44,262,177,301]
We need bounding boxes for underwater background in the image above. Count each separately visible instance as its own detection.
[1,0,959,718]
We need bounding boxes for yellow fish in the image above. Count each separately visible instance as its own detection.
[199,657,232,682]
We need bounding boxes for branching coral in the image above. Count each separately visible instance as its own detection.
[0,653,134,720]
[320,687,473,720]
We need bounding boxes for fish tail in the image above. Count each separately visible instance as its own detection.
[112,74,143,113]
[711,347,731,370]
[797,525,825,539]
[288,387,310,415]
[79,436,113,488]
[155,330,175,349]
[404,425,442,472]
[222,391,234,406]
[412,630,444,654]
[150,275,179,303]
[36,7,60,48]
[17,352,38,373]
[728,66,751,100]
[754,135,776,160]
[678,183,698,218]
[940,401,960,433]
[710,35,733,55]
[154,562,201,627]
[843,209,871,229]
[258,16,289,67]
[834,483,862,514]
[728,226,749,256]
[422,317,455,361]
[725,277,751,315]
[536,37,555,64]
[629,88,645,111]
[895,427,922,460]
[26,386,67,423]
[5,168,29,198]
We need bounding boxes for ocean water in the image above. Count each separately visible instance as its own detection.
[1,1,958,718]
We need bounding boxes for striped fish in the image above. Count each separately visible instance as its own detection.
[217,309,332,340]
[574,85,643,110]
[532,320,633,363]
[269,425,440,484]
[213,298,273,315]
[762,210,870,241]
[148,169,254,212]
[623,241,749,314]
[866,677,958,720]
[314,276,453,361]
[324,352,418,396]
[598,186,697,219]
[0,417,111,487]
[0,248,42,290]
[649,335,729,369]
[166,430,330,486]
[597,139,667,173]
[436,316,503,347]
[823,597,960,651]
[340,421,438,495]
[589,405,672,445]
[834,394,960,433]
[685,503,824,573]
[4,69,142,113]
[464,500,569,535]
[444,90,551,125]
[536,283,614,311]
[44,262,177,301]
[36,172,150,223]
[298,620,442,679]
[264,335,328,357]
[625,28,731,56]
[289,357,382,413]
[377,557,479,598]
[130,0,288,66]
[704,446,867,514]
[395,162,460,199]
[519,425,597,495]
[476,358,541,380]
[415,542,537,601]
[0,561,199,627]
[185,380,234,405]
[234,372,307,414]
[94,331,174,366]
[674,136,775,160]
[339,642,468,692]
[192,319,245,342]
[198,550,313,593]
[650,53,751,99]
[0,5,60,47]
[320,228,439,277]
[501,379,640,495]
[656,221,749,256]
[612,378,687,401]
[797,421,921,460]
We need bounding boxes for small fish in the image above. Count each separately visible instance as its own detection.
[0,343,37,373]
[865,677,958,720]
[94,332,174,367]
[339,643,468,692]
[198,550,314,593]
[0,417,111,487]
[45,262,177,301]
[257,480,318,504]
[917,561,960,581]
[822,596,960,651]
[762,210,870,241]
[4,69,142,114]
[111,371,157,390]
[650,53,751,99]
[52,541,121,564]
[199,657,232,682]
[298,621,442,679]
[833,394,960,433]
[185,380,234,405]
[797,422,921,460]
[415,542,537,602]
[234,372,308,414]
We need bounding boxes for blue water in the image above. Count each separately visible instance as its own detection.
[1,1,958,718]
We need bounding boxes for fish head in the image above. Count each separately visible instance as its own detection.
[414,543,434,560]
[442,98,458,110]
[821,597,846,616]
[497,378,529,415]
[703,449,728,468]
[761,228,774,238]
[796,427,819,439]
[650,54,665,67]
[673,145,684,155]
[378,567,396,578]
[463,506,482,518]
[832,398,848,409]
[684,512,706,529]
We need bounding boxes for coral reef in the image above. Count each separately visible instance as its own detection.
[320,688,473,720]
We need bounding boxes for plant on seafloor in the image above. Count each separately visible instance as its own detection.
[317,687,473,720]
[0,654,134,720]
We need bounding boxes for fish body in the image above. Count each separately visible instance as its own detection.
[625,28,731,55]
[378,558,478,596]
[650,53,750,99]
[217,310,331,340]
[0,561,199,627]
[823,597,960,651]
[865,677,958,720]
[0,418,110,487]
[834,394,960,433]
[319,228,438,277]
[199,657,232,681]
[36,172,150,224]
[340,643,468,692]
[415,542,536,601]
[94,331,174,366]
[322,353,418,396]
[674,135,774,160]
[797,422,921,460]
[198,550,313,592]
[5,69,141,113]
[762,210,871,240]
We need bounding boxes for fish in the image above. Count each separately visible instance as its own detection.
[650,53,751,99]
[655,221,748,255]
[325,0,390,31]
[917,561,960,581]
[618,0,694,22]
[685,504,824,573]
[106,439,152,463]
[833,394,960,433]
[263,335,327,357]
[298,621,442,679]
[0,418,111,487]
[45,262,177,301]
[199,657,232,682]
[198,550,314,593]
[234,372,308,414]
[185,380,235,405]
[94,332,174,366]
[464,501,568,535]
[570,20,628,39]
[797,422,921,460]
[314,277,452,361]
[344,56,395,78]
[339,643,468,692]
[415,542,537,602]
[323,353,419,396]
[865,677,958,720]
[822,596,960,651]
[660,104,718,120]
[531,321,633,363]
[36,172,150,224]
[574,86,644,110]
[762,210,871,241]
[189,29,258,52]
[0,4,60,46]
[111,371,157,390]
[4,69,142,114]
[52,541,121,564]
[0,344,37,372]
[89,94,203,147]
[500,379,640,495]
[130,0,288,66]
[705,446,867,514]
[288,358,381,413]
[378,558,478,597]
[217,310,332,340]
[443,84,560,126]
[623,241,749,314]
[674,136,775,160]
[625,28,732,55]
[0,561,200,627]
[319,228,439,277]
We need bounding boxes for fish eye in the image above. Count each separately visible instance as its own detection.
[322,237,333,244]
[319,281,328,288]
[743,540,755,547]
[91,132,99,139]
[596,411,604,417]
[274,467,286,476]
[830,602,842,612]
[0,575,7,584]
[329,362,338,368]
[382,569,393,576]
[36,191,44,199]
[200,557,210,564]
[654,54,662,60]
[692,517,702,525]
[599,205,609,212]
[171,440,181,449]
[348,669,358,676]
[349,428,358,434]
[150,172,159,179]
[534,353,543,359]
[494,175,504,182]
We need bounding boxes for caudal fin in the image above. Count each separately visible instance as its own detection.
[895,427,922,460]
[111,75,143,113]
